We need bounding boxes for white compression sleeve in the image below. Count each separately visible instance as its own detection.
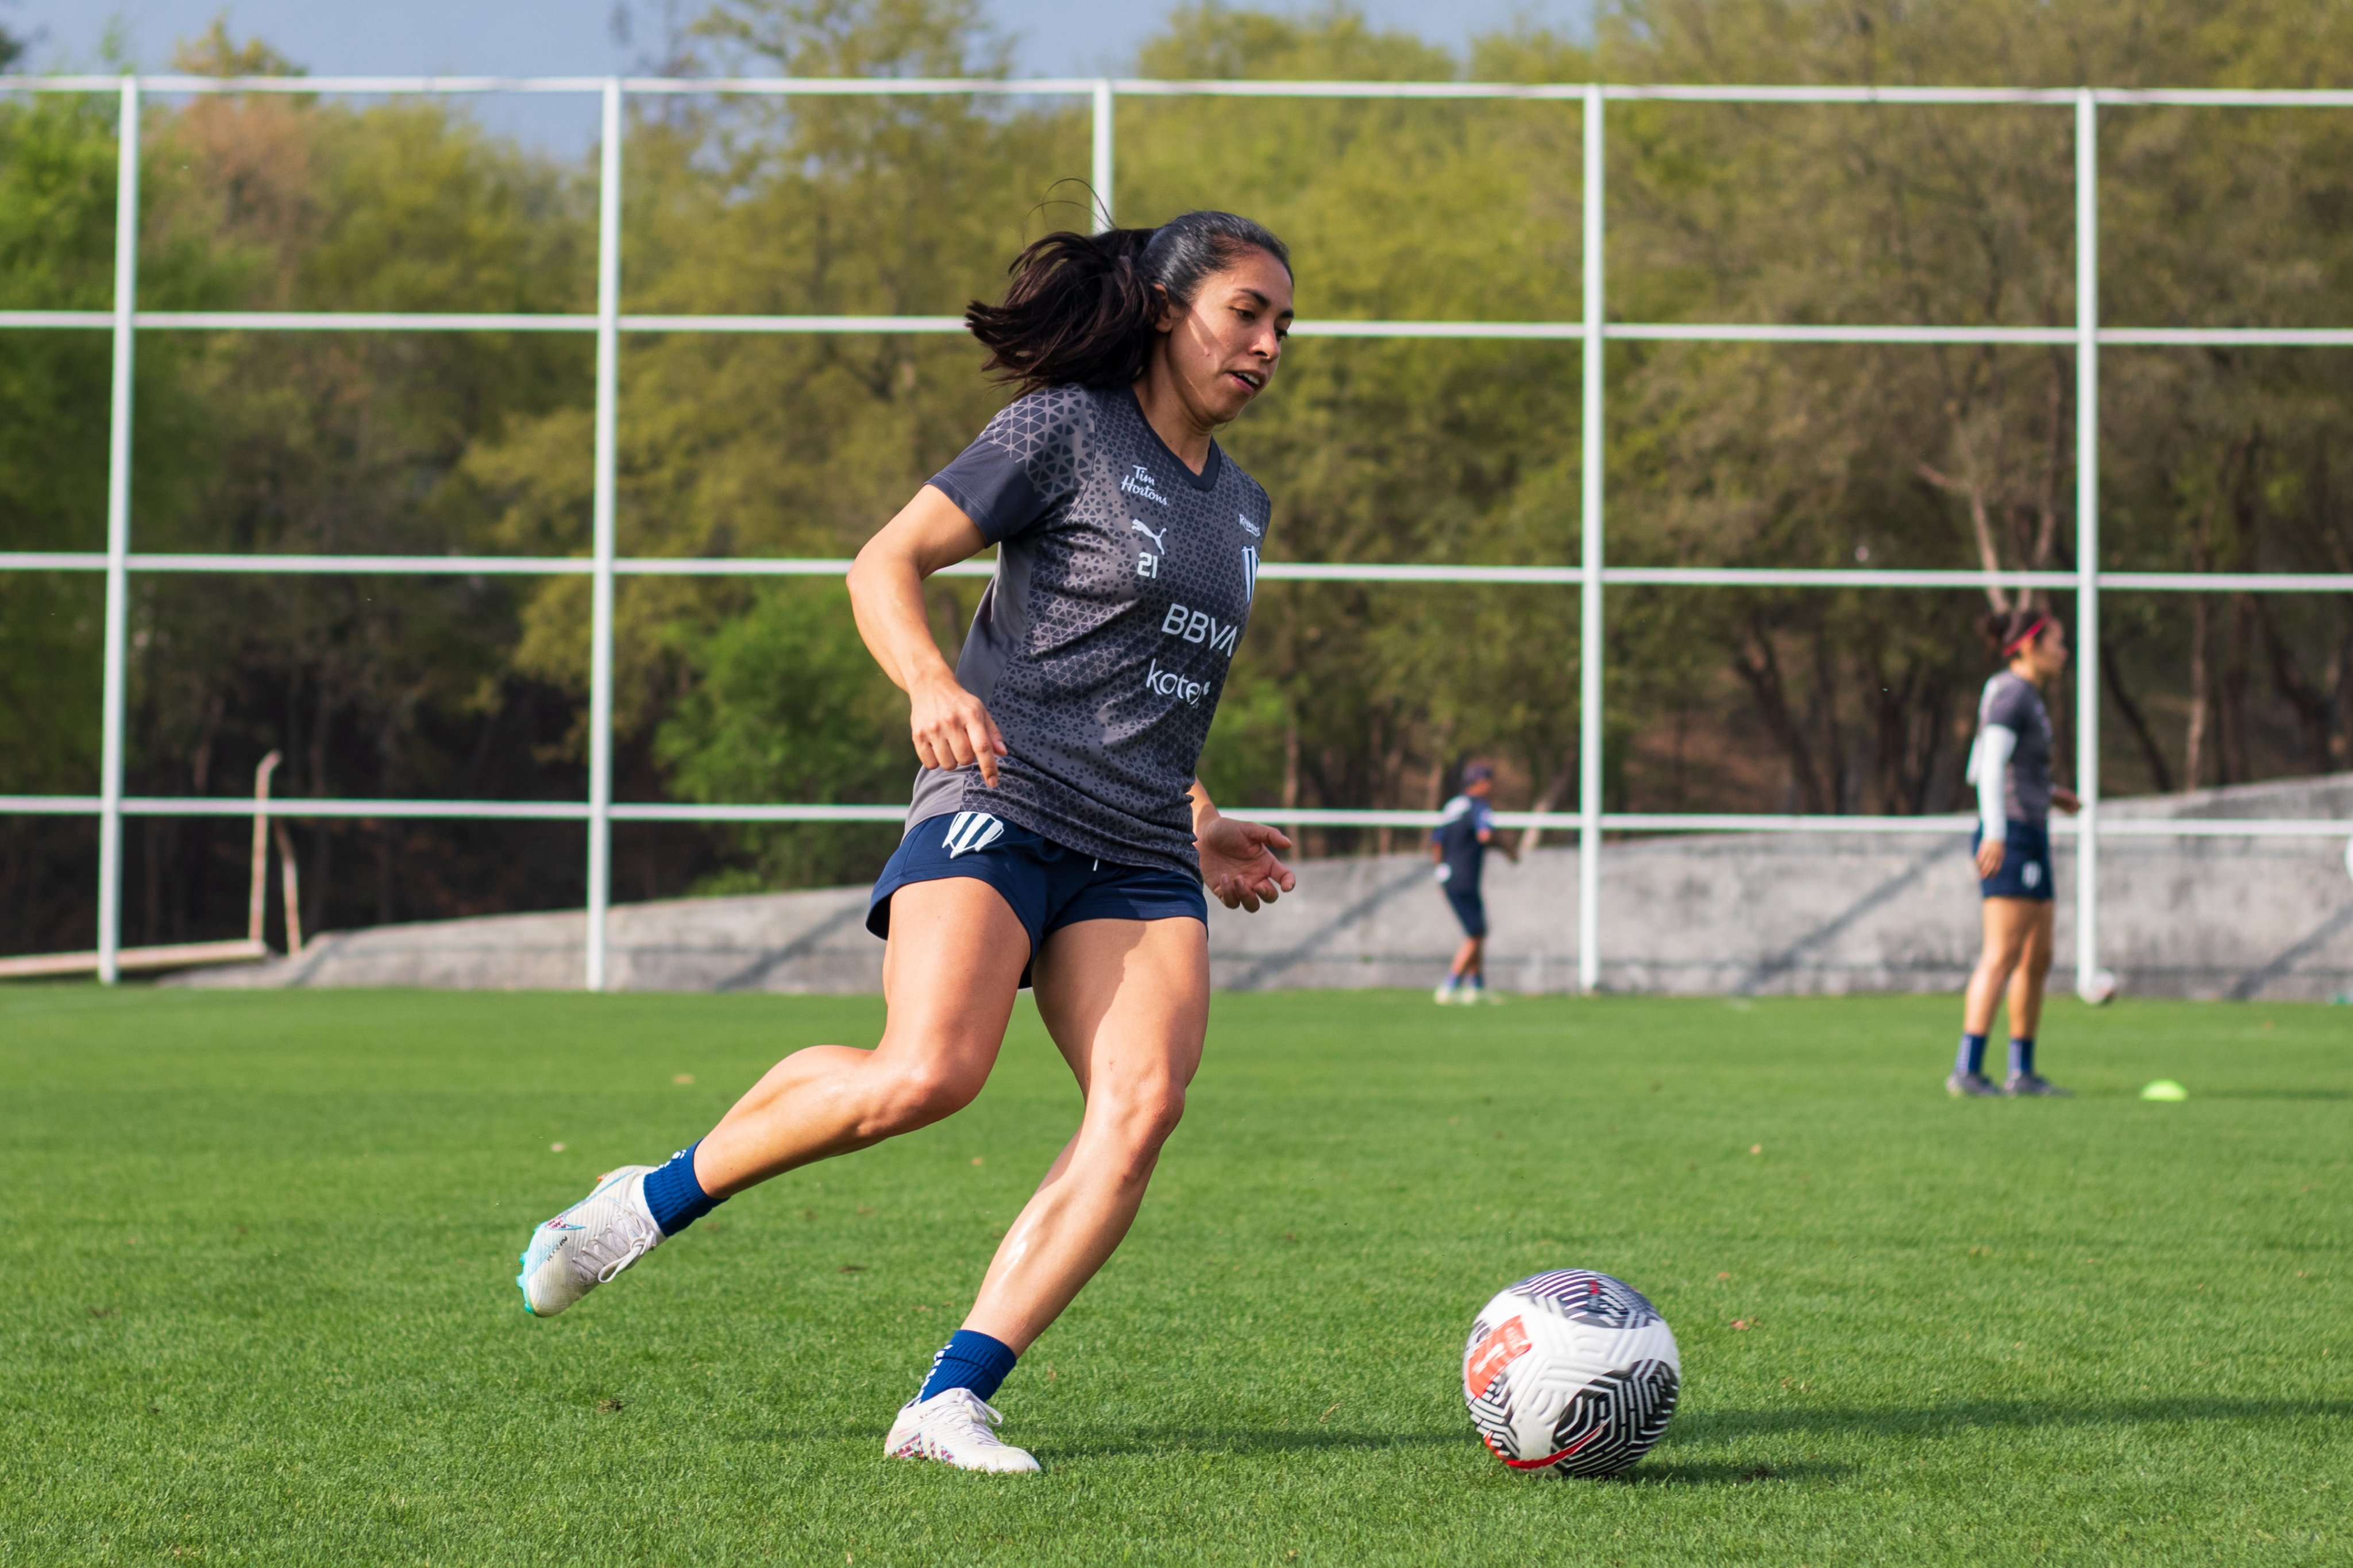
[1976,725,2016,842]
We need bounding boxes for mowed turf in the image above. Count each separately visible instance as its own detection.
[1,987,2346,1565]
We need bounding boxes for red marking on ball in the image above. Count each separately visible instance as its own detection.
[1465,1315,1533,1399]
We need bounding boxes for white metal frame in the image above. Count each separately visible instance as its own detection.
[4,73,2350,992]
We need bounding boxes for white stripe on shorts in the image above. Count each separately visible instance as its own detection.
[944,812,1007,859]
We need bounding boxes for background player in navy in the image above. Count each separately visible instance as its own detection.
[1951,609,2078,1098]
[515,211,1299,1471]
[1429,762,1517,1003]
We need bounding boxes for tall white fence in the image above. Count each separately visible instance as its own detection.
[2,72,2350,991]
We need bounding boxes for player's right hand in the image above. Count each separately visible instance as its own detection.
[1974,839,2005,878]
[908,672,1008,787]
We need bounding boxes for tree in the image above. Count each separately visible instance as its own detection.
[10,0,2352,952]
[1591,0,2353,808]
[468,0,1079,889]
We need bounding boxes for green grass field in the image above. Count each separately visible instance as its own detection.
[2,986,2346,1565]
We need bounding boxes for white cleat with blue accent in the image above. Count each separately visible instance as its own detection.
[516,1164,661,1316]
[884,1389,1042,1473]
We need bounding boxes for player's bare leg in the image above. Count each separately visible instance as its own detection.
[961,915,1208,1351]
[517,877,1024,1318]
[884,914,1206,1473]
[1953,897,2036,1096]
[1440,933,1484,1002]
[694,878,1027,1194]
[2001,902,2067,1095]
[2004,903,2053,1040]
[1962,897,2038,1036]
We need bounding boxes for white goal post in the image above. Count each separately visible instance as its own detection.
[2,71,2349,991]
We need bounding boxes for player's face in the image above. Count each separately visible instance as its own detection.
[2026,623,2068,678]
[1158,249,1294,424]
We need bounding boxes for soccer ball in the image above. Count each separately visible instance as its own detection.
[2079,968,2120,1006]
[1463,1269,1680,1478]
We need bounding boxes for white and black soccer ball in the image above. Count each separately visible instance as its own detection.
[2079,967,2120,1006]
[1463,1269,1680,1478]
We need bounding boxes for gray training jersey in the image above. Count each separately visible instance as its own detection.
[1976,670,2053,824]
[907,383,1271,879]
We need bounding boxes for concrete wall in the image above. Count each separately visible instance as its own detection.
[172,775,2353,1001]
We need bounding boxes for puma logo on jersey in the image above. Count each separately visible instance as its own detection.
[1160,601,1241,655]
[1236,513,1262,538]
[1129,519,1168,552]
[943,812,1006,858]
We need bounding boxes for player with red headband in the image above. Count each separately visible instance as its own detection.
[1950,607,2080,1096]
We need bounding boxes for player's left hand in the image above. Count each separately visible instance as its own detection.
[1198,814,1297,912]
[2053,787,2082,814]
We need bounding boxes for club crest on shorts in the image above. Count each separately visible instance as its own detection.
[943,812,1006,858]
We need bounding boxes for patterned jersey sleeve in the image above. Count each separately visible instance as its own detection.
[927,387,1087,544]
[1980,673,2039,733]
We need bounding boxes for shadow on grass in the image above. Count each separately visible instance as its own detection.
[1048,1432,1853,1489]
[1680,1396,2350,1439]
[1039,1428,1465,1459]
[1610,1458,1848,1487]
[746,1397,2344,1473]
[1059,1436,1854,1489]
[2197,1088,2353,1102]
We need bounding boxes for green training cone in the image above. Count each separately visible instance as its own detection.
[2140,1079,2189,1102]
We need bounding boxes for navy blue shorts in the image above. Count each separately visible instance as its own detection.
[1444,886,1488,939]
[867,811,1208,988]
[1973,819,2054,902]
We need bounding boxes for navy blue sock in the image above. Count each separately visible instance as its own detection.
[917,1329,1018,1404]
[2008,1036,2035,1078]
[1955,1033,1988,1077]
[642,1142,724,1237]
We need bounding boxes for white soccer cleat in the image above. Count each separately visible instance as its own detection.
[515,1164,662,1317]
[1434,984,1458,1005]
[883,1388,1041,1473]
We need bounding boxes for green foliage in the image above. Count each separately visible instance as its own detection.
[10,0,2353,937]
[1109,13,1597,821]
[2,987,2348,1561]
[1589,0,2353,806]
[467,0,1083,888]
[0,38,608,946]
[0,96,117,797]
[127,86,596,813]
[655,582,911,889]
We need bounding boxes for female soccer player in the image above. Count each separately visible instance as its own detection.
[1950,607,2078,1098]
[515,210,1299,1473]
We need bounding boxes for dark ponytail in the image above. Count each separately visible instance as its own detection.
[966,210,1291,394]
[1979,606,2058,663]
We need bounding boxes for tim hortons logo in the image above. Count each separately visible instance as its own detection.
[1120,464,1170,506]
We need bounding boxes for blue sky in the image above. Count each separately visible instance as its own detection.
[17,2,1590,151]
